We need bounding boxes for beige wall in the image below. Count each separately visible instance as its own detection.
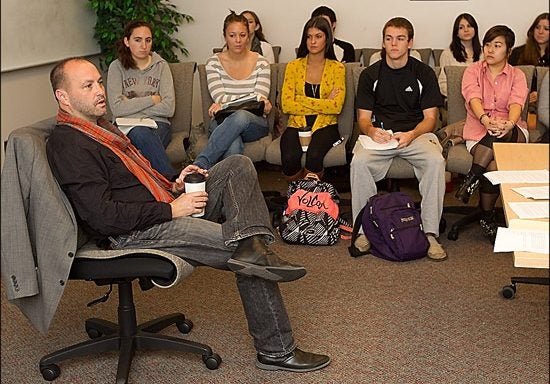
[2,0,548,163]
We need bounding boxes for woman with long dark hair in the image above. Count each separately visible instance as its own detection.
[438,13,482,98]
[279,16,345,181]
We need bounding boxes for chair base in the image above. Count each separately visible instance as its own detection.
[445,206,504,241]
[39,281,221,383]
[501,277,550,299]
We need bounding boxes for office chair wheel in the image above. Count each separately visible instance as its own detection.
[501,284,516,299]
[203,353,222,370]
[176,318,193,334]
[40,364,61,381]
[85,326,103,339]
[447,226,459,241]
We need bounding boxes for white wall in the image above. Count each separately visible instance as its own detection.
[2,0,548,162]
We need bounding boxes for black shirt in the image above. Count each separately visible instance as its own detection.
[46,125,172,239]
[355,57,443,132]
[334,38,356,63]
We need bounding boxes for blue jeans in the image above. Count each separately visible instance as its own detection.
[127,121,177,179]
[109,155,295,357]
[194,110,269,169]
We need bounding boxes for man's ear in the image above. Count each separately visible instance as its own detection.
[55,89,69,105]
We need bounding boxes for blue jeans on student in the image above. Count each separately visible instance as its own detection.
[127,121,176,179]
[109,155,296,357]
[194,110,269,169]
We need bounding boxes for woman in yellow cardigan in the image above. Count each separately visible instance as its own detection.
[280,16,346,181]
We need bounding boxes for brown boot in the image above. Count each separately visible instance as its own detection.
[304,169,324,181]
[284,169,304,182]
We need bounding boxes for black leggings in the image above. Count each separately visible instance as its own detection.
[280,124,341,175]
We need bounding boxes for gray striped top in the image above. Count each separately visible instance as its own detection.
[206,53,270,105]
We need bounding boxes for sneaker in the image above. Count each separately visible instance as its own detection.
[426,235,448,261]
[354,234,371,253]
[455,173,480,204]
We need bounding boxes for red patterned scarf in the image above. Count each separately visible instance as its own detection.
[56,110,174,203]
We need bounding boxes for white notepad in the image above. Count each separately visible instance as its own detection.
[115,118,158,129]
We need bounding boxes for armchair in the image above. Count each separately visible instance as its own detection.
[1,122,221,383]
[166,61,197,168]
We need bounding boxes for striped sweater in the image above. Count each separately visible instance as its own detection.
[205,54,270,105]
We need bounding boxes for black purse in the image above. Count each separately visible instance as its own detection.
[214,100,265,124]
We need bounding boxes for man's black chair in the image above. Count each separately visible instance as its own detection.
[1,123,221,384]
[39,247,222,383]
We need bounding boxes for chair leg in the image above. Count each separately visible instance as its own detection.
[138,313,186,333]
[40,334,121,367]
[446,207,483,241]
[86,318,118,336]
[135,332,214,356]
[116,337,136,384]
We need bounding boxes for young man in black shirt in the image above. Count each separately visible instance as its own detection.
[351,17,448,261]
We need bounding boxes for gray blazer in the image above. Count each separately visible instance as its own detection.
[1,118,78,334]
[1,118,194,334]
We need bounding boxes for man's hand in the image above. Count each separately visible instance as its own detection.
[169,191,208,218]
[172,165,208,194]
[393,131,416,148]
[369,127,393,144]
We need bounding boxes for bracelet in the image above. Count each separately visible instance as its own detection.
[479,113,488,123]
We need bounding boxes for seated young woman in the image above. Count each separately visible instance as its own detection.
[455,25,529,242]
[194,11,272,170]
[107,20,178,179]
[241,10,275,64]
[438,13,483,100]
[280,16,345,181]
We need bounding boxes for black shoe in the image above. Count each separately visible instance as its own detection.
[455,173,480,203]
[227,236,306,282]
[479,216,497,244]
[256,348,330,372]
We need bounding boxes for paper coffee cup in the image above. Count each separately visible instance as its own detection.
[298,128,312,152]
[183,173,206,217]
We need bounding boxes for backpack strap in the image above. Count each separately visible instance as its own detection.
[338,217,353,240]
[347,205,369,258]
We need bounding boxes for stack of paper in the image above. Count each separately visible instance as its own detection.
[357,133,398,150]
[115,118,158,129]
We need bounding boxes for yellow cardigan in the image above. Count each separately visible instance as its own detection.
[281,57,345,133]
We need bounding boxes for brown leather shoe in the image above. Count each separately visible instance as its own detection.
[227,236,306,282]
[256,348,330,372]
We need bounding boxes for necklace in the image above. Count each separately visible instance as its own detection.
[310,83,319,98]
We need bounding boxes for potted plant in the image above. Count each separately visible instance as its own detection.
[88,0,193,70]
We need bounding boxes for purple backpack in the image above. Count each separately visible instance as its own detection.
[348,192,428,261]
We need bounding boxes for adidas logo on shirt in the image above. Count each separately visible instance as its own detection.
[405,86,413,92]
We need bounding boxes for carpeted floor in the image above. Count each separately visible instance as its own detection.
[2,165,548,384]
